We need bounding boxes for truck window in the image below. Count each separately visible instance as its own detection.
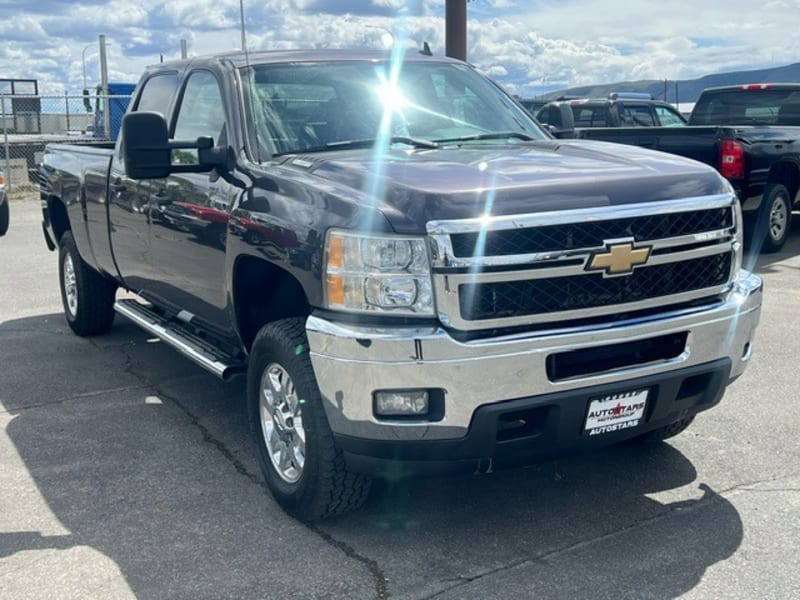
[572,107,608,127]
[654,105,686,127]
[621,104,655,126]
[173,71,226,145]
[134,73,181,116]
[692,89,800,125]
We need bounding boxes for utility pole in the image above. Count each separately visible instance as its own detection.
[445,0,467,61]
[99,34,110,139]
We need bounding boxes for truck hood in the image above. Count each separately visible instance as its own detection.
[284,139,729,233]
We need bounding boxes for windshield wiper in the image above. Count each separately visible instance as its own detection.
[274,136,439,157]
[433,132,536,144]
[323,136,439,150]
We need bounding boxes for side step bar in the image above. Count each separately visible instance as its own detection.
[114,299,246,380]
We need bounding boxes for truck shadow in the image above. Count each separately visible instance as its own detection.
[0,313,743,599]
[749,210,800,274]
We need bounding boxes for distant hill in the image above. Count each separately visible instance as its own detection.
[542,63,800,104]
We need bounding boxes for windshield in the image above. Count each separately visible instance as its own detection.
[691,88,800,126]
[242,59,547,158]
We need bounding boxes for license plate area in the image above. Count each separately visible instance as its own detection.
[584,389,649,436]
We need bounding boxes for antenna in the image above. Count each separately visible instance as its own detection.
[239,0,248,53]
[419,41,432,56]
[238,0,261,163]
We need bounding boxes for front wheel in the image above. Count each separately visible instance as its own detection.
[248,318,371,521]
[753,184,793,253]
[58,231,117,336]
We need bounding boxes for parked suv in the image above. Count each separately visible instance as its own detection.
[536,93,687,135]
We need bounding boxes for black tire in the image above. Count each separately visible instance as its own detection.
[248,318,371,521]
[628,415,695,445]
[58,231,117,336]
[751,184,793,254]
[0,198,8,236]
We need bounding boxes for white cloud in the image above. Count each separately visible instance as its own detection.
[2,1,800,96]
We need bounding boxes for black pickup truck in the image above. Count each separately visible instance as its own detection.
[40,50,762,521]
[561,84,800,253]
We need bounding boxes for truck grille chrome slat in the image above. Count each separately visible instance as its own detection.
[428,194,739,331]
[459,253,732,321]
[450,207,732,257]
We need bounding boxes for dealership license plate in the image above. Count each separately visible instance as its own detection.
[584,389,649,436]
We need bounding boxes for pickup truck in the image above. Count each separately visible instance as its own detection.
[39,49,763,521]
[557,84,800,253]
[536,93,687,133]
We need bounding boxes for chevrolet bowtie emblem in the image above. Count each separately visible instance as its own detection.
[587,241,652,276]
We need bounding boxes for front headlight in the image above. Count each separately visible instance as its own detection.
[324,229,434,316]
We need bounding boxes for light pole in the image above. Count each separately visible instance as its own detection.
[82,41,112,89]
[81,43,95,90]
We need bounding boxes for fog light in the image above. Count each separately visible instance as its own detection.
[374,390,429,416]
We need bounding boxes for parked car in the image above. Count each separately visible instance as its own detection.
[536,93,687,136]
[565,84,800,252]
[39,49,762,521]
[0,168,8,236]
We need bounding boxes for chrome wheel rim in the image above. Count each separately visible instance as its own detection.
[770,195,788,241]
[259,363,306,484]
[63,254,78,317]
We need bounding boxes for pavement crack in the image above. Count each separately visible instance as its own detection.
[309,525,389,599]
[117,346,389,599]
[422,483,726,599]
[1,385,150,415]
[119,352,264,487]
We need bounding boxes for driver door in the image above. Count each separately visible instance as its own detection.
[145,70,234,331]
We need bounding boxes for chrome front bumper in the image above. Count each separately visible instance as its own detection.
[307,271,762,442]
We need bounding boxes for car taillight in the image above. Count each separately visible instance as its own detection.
[719,139,745,180]
[0,175,5,185]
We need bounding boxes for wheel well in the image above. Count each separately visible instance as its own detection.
[48,196,70,244]
[767,162,800,202]
[234,256,311,352]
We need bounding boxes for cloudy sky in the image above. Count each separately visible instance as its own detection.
[1,0,799,97]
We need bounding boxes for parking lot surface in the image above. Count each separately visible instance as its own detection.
[2,196,800,599]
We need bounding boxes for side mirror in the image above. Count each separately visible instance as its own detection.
[121,111,218,180]
[547,124,576,139]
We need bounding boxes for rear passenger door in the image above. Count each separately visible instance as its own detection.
[145,69,235,332]
[109,71,180,292]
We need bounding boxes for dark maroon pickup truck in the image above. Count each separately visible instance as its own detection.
[39,50,762,520]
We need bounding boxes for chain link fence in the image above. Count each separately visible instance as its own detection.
[0,93,132,192]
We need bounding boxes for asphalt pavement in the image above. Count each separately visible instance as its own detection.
[1,195,799,599]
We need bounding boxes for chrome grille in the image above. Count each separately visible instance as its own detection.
[459,253,731,321]
[428,194,740,331]
[450,207,732,257]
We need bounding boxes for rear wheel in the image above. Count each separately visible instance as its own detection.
[248,318,371,521]
[58,231,117,336]
[753,184,792,253]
